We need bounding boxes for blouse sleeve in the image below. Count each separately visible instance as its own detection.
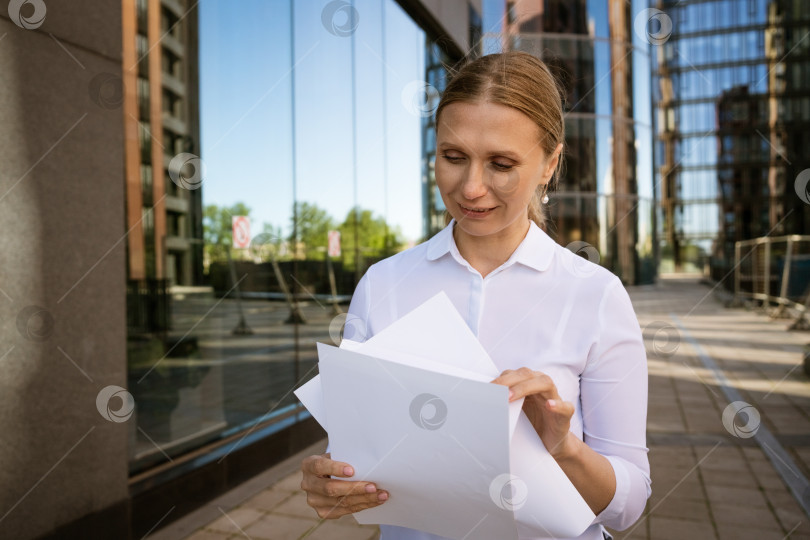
[343,268,372,345]
[580,276,651,530]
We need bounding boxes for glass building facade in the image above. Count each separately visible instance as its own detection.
[473,0,657,285]
[124,0,480,487]
[652,0,810,276]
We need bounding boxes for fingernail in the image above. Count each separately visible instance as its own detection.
[548,399,556,407]
[343,466,354,476]
[378,492,388,501]
[365,484,376,493]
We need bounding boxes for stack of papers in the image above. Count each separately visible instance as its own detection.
[295,292,594,539]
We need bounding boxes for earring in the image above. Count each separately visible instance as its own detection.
[541,190,549,204]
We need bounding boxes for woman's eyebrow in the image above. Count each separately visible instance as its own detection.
[438,142,522,160]
[488,149,521,160]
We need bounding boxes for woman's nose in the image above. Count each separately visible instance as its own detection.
[461,163,488,199]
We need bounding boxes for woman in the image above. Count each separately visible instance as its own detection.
[301,51,650,540]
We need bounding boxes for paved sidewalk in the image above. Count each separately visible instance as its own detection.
[162,276,810,540]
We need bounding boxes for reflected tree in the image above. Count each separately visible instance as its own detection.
[289,201,335,260]
[203,202,251,264]
[338,206,404,270]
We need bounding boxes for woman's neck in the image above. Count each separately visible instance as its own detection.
[452,218,531,278]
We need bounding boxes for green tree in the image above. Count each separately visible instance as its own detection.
[289,201,335,260]
[337,206,404,269]
[258,222,286,259]
[203,202,251,264]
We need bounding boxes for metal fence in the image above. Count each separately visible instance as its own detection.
[732,235,810,330]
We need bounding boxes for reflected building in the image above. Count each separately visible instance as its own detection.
[116,0,483,537]
[653,0,810,277]
[478,0,657,285]
[123,0,204,288]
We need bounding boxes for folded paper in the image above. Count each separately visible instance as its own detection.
[294,291,595,539]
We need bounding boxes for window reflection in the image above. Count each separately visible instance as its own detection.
[655,0,809,277]
[126,0,432,474]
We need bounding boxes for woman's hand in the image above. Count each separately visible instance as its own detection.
[300,453,389,519]
[491,368,577,461]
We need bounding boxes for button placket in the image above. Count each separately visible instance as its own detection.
[468,273,484,337]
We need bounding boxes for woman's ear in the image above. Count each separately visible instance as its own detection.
[539,143,563,185]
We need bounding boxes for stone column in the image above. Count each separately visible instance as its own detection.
[0,2,129,537]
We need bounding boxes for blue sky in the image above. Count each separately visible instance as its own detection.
[199,0,426,242]
[198,0,658,245]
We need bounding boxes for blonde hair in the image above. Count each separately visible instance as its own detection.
[435,51,566,230]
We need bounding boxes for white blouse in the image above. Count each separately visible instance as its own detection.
[339,217,651,540]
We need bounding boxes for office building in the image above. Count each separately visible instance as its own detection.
[652,0,810,276]
[469,0,657,285]
[0,0,482,537]
[124,0,204,287]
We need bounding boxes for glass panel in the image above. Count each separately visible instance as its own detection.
[127,0,428,474]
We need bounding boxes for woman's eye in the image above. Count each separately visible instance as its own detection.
[442,154,464,163]
[492,162,513,171]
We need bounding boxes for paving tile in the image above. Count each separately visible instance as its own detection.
[647,496,711,522]
[184,530,233,540]
[781,517,810,538]
[649,476,705,504]
[273,470,305,493]
[748,462,789,490]
[304,522,379,540]
[273,491,319,520]
[767,491,810,534]
[705,485,767,508]
[206,507,265,534]
[709,502,780,529]
[698,448,747,471]
[242,513,319,540]
[700,468,760,489]
[715,522,783,540]
[649,516,716,540]
[241,488,296,512]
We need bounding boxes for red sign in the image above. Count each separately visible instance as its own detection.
[232,216,251,249]
[328,230,341,257]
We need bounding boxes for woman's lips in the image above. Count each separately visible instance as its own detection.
[458,202,496,217]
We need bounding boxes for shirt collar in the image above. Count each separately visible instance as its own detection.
[426,218,555,272]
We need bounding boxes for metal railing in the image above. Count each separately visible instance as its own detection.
[732,235,810,330]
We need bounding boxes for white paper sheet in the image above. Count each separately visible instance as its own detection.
[295,291,595,539]
[319,343,518,540]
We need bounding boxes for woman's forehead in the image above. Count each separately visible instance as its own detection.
[437,101,545,155]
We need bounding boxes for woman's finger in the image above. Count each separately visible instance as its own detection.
[490,367,530,386]
[302,472,378,499]
[546,398,576,423]
[507,372,559,402]
[302,453,356,479]
[306,489,389,519]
